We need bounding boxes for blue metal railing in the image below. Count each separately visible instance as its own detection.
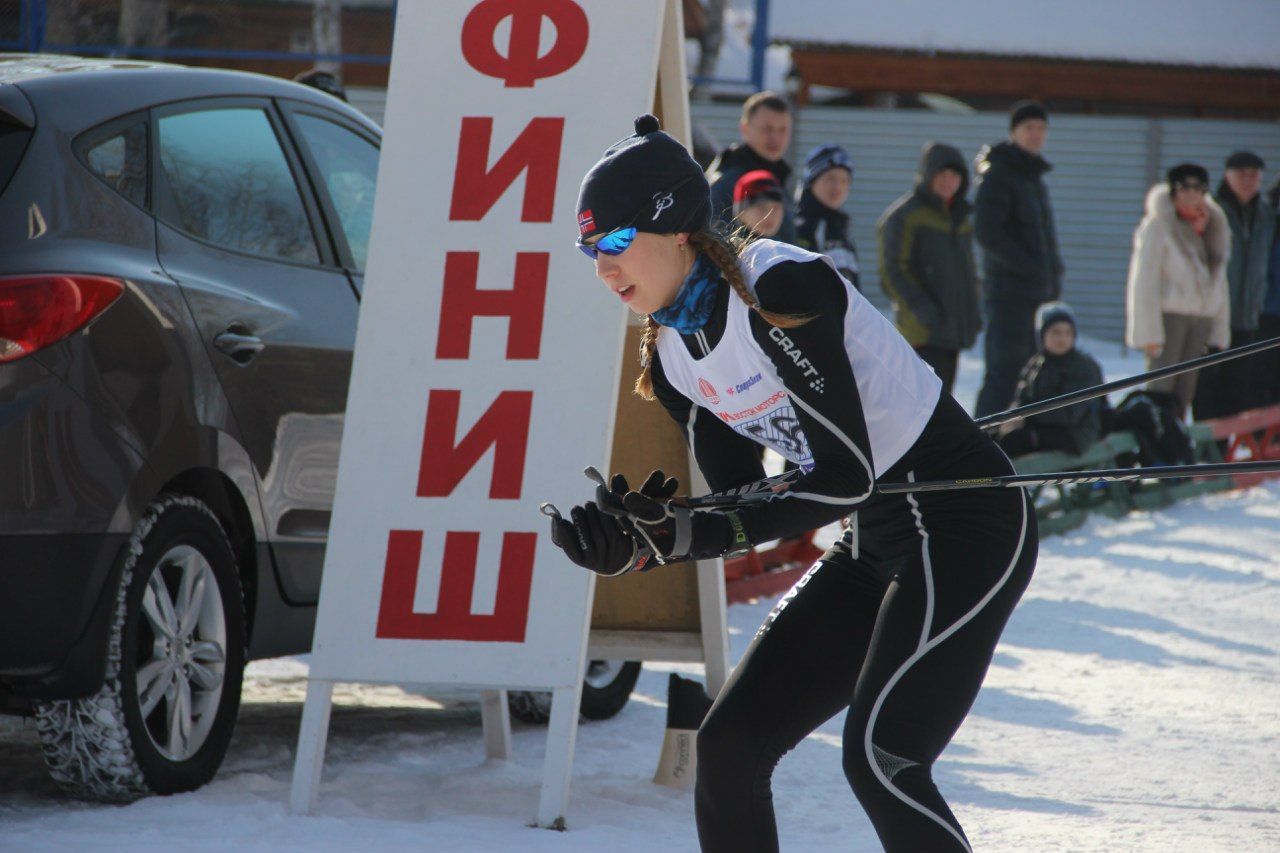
[6,0,767,89]
[749,0,769,92]
[688,0,771,92]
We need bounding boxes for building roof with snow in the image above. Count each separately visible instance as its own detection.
[765,0,1280,117]
[770,0,1280,71]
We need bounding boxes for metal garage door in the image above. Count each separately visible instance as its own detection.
[693,103,1280,343]
[348,88,1278,343]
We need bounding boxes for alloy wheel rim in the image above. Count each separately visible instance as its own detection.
[583,660,626,689]
[134,544,227,762]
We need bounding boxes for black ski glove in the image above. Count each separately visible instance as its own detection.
[544,468,682,576]
[547,500,650,577]
[545,467,749,575]
[594,469,750,566]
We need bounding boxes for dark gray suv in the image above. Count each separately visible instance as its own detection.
[0,55,379,799]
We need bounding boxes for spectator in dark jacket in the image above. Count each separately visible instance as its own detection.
[1260,178,1280,405]
[973,100,1065,418]
[998,303,1105,457]
[876,142,981,395]
[707,91,797,242]
[1195,150,1275,417]
[794,144,860,288]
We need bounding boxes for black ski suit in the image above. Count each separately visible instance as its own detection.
[650,241,1038,852]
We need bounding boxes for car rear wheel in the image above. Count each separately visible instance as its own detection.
[34,494,246,801]
[507,660,642,724]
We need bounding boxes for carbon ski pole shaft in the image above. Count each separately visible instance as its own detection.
[876,458,1280,494]
[975,336,1280,430]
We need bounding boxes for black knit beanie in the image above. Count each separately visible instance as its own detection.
[1225,150,1265,171]
[576,114,710,241]
[1167,162,1210,193]
[1010,100,1048,130]
[1037,301,1076,341]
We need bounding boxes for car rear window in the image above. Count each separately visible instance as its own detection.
[84,120,148,209]
[0,121,32,197]
[157,107,319,264]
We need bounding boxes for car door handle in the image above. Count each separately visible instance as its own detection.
[213,328,265,364]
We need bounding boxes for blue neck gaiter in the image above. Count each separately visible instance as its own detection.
[651,253,720,334]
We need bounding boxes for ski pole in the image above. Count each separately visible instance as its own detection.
[975,336,1280,430]
[876,458,1280,494]
[665,459,1280,509]
[543,458,1279,517]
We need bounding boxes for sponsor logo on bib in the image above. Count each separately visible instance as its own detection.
[725,372,763,396]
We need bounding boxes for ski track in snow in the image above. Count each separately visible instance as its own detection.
[2,338,1278,852]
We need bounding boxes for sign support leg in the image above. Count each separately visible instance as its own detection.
[289,678,335,815]
[688,460,731,697]
[480,689,512,760]
[695,555,730,697]
[535,684,583,829]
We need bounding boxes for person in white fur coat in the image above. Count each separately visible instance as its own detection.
[1125,162,1231,417]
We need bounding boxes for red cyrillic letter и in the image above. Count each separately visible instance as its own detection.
[449,117,564,222]
[417,389,532,500]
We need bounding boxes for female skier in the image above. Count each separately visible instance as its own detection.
[550,115,1038,853]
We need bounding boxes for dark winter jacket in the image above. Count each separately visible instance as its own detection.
[973,141,1064,304]
[1010,347,1105,455]
[795,186,860,289]
[1266,182,1280,318]
[875,143,982,350]
[1267,230,1280,318]
[707,142,797,243]
[1215,183,1276,330]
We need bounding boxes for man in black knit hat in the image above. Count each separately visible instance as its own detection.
[1197,150,1276,416]
[973,100,1065,418]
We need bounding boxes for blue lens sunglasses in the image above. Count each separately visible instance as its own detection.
[576,175,695,260]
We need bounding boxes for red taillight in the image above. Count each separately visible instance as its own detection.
[0,275,125,363]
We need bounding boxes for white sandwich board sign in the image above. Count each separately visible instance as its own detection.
[289,0,673,828]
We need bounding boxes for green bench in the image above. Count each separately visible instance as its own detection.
[1012,425,1232,533]
[1012,434,1134,534]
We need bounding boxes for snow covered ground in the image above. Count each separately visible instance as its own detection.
[3,340,1279,852]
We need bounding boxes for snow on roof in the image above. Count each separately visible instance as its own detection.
[770,0,1280,70]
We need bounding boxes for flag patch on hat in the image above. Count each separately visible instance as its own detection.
[578,209,595,235]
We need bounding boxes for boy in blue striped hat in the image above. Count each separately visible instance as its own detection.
[794,143,860,289]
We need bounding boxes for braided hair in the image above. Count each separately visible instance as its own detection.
[635,230,811,399]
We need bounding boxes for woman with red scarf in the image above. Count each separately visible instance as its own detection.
[1125,162,1231,417]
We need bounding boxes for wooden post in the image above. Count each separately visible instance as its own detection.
[588,0,731,701]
